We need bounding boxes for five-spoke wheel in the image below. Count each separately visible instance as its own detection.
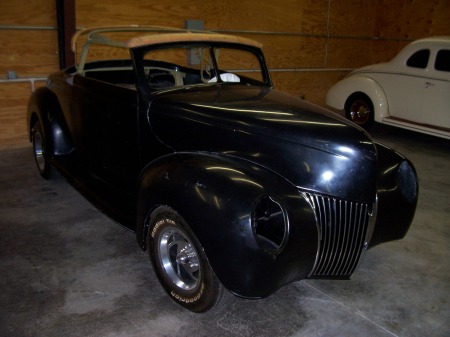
[147,207,223,312]
[158,226,201,291]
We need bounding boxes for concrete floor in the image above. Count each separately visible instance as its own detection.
[1,124,449,337]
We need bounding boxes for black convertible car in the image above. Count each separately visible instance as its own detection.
[27,26,418,312]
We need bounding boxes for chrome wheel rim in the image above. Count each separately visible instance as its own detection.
[33,130,46,172]
[349,100,370,125]
[158,226,200,291]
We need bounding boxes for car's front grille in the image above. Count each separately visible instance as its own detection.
[304,192,371,278]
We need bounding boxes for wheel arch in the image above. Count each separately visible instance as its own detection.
[326,75,389,123]
[27,86,74,155]
[136,152,318,298]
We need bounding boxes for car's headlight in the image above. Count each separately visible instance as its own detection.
[397,161,418,203]
[252,195,289,253]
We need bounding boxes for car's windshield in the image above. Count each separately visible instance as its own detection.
[141,44,268,90]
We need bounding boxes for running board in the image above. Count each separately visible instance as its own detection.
[382,117,450,140]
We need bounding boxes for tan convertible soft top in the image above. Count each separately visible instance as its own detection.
[72,26,262,51]
[126,32,263,49]
[72,26,263,71]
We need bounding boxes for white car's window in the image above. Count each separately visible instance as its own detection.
[406,49,430,69]
[435,49,450,72]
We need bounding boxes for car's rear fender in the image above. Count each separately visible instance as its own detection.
[136,152,318,298]
[27,86,74,155]
[326,75,389,122]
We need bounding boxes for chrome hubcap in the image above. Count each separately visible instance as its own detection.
[33,130,46,172]
[350,100,370,124]
[158,226,200,291]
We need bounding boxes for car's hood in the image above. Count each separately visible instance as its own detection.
[149,85,377,203]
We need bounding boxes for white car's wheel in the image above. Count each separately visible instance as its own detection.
[345,94,374,129]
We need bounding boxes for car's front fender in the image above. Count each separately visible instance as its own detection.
[136,152,318,298]
[326,75,389,122]
[369,142,419,248]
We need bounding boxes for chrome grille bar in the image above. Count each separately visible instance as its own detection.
[304,192,370,277]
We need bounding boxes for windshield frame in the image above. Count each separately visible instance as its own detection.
[131,41,272,96]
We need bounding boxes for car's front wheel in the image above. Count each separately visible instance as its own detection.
[345,93,374,129]
[31,120,53,179]
[147,207,224,312]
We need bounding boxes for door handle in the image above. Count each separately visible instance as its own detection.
[425,81,435,88]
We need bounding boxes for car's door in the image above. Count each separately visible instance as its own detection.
[71,73,140,191]
[420,49,450,129]
[382,49,431,122]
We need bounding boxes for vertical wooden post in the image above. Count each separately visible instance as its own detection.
[56,0,76,69]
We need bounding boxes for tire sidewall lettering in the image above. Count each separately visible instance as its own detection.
[147,208,222,312]
[151,218,176,238]
[170,282,205,304]
[150,215,206,304]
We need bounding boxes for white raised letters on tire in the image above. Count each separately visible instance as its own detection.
[170,282,205,303]
[151,218,176,238]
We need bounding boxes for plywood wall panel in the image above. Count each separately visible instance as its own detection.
[328,0,376,37]
[329,0,450,39]
[429,0,450,36]
[374,0,450,39]
[238,35,327,69]
[76,0,224,29]
[0,82,46,149]
[271,71,347,106]
[206,0,304,32]
[0,0,56,26]
[0,106,29,149]
[300,0,329,35]
[325,39,412,68]
[76,0,325,34]
[325,39,372,68]
[0,30,59,78]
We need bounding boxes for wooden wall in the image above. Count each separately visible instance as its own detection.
[0,0,57,149]
[1,0,449,148]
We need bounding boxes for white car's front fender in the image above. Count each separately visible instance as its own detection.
[326,75,389,122]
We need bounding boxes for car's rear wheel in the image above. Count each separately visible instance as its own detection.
[345,93,374,129]
[147,207,224,312]
[31,120,53,179]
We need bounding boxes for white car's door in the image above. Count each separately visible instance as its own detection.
[384,48,431,123]
[377,72,423,122]
[420,49,450,129]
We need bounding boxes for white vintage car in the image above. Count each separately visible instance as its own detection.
[326,36,450,139]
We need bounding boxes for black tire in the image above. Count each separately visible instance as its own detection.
[147,207,224,312]
[345,93,374,129]
[31,120,53,179]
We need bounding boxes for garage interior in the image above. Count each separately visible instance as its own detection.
[0,1,449,336]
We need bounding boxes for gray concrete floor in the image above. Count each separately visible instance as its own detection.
[1,125,449,337]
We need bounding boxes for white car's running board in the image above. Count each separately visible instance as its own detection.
[382,117,450,140]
